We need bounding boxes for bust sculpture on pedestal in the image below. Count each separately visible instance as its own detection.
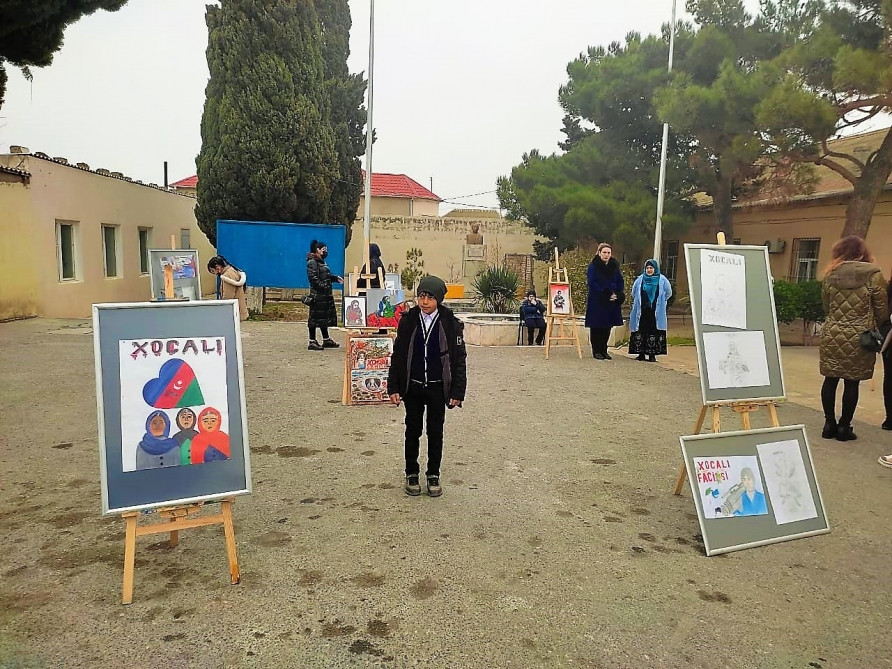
[466,223,484,246]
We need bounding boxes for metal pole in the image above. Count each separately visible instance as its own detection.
[653,0,677,262]
[362,0,375,274]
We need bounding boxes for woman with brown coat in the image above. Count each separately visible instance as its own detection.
[819,236,889,442]
[207,256,248,321]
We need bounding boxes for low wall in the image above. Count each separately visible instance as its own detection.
[459,313,629,348]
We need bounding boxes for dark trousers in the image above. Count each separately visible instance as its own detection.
[589,327,612,356]
[884,350,892,422]
[526,325,546,345]
[821,376,860,426]
[403,381,446,477]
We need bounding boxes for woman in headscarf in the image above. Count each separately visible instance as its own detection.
[629,259,672,362]
[359,243,385,289]
[136,410,181,470]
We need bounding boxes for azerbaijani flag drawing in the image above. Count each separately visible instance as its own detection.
[142,359,205,408]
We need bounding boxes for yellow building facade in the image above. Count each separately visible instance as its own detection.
[0,150,216,320]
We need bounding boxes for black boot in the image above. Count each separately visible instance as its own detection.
[836,424,857,442]
[647,355,657,362]
[821,419,837,439]
[882,419,892,431]
[636,354,645,361]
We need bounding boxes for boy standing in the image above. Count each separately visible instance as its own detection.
[388,276,467,497]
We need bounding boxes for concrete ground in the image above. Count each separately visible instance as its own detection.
[1,318,891,669]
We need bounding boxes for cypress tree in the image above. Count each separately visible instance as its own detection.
[196,0,339,245]
[317,0,367,245]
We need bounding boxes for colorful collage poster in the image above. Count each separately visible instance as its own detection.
[549,283,571,315]
[119,337,230,472]
[348,336,393,404]
[161,255,197,280]
[700,250,747,329]
[693,455,769,519]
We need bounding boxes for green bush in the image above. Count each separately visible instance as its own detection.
[772,280,803,324]
[473,266,521,313]
[799,280,825,324]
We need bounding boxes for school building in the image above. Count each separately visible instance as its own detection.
[0,148,216,320]
[662,129,892,294]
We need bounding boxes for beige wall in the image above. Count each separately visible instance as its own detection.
[0,155,217,319]
[345,215,544,285]
[669,194,892,293]
[0,176,39,320]
[357,195,439,218]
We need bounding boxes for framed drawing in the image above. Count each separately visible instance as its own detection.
[148,249,201,300]
[680,425,829,556]
[93,301,251,514]
[549,282,571,316]
[365,288,408,329]
[344,295,368,328]
[684,245,786,405]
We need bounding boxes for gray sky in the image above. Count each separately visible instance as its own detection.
[1,0,765,214]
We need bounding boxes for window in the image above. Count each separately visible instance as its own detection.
[732,238,741,245]
[138,228,151,275]
[180,228,191,249]
[56,221,78,281]
[789,238,820,283]
[102,225,120,278]
[661,240,679,282]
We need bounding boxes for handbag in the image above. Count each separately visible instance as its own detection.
[861,328,883,353]
[301,293,315,306]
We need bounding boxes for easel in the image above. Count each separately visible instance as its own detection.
[673,232,782,495]
[121,499,240,604]
[544,248,582,359]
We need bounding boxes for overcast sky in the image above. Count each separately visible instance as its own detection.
[2,0,770,213]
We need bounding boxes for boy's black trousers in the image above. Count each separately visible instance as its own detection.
[403,380,446,477]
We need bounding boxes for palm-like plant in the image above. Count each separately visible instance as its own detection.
[473,267,520,314]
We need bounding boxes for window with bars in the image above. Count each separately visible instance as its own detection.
[56,221,78,281]
[789,238,820,283]
[661,240,679,282]
[102,225,120,278]
[180,228,191,249]
[138,228,151,275]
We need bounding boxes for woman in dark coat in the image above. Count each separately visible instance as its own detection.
[306,239,343,351]
[358,243,385,289]
[878,276,892,467]
[819,236,889,441]
[585,242,625,360]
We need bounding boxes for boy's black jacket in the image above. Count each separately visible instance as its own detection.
[387,305,467,403]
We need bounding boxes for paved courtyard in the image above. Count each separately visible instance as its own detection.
[1,317,891,668]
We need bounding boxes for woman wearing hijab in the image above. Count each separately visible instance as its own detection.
[585,242,625,360]
[136,410,181,470]
[359,243,385,288]
[629,259,672,362]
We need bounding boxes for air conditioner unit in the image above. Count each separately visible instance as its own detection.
[764,239,786,254]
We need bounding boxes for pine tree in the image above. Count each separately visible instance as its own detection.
[195,0,339,245]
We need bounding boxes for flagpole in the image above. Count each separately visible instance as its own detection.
[362,0,375,274]
[653,0,677,262]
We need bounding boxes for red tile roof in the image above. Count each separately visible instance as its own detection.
[171,175,198,188]
[362,170,440,201]
[169,172,441,201]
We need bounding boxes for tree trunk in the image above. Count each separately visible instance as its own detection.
[841,126,892,238]
[712,172,734,241]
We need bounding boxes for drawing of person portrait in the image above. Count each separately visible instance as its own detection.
[717,467,768,517]
[553,290,566,312]
[346,299,365,327]
[190,407,231,464]
[718,340,750,386]
[173,408,198,465]
[377,295,395,318]
[136,410,182,469]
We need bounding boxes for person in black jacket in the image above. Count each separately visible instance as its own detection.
[306,240,343,351]
[519,290,547,345]
[358,243,385,289]
[388,275,467,497]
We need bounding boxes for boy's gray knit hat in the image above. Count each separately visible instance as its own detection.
[416,276,447,303]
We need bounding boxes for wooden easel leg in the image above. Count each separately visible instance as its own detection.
[711,406,721,433]
[122,512,138,605]
[767,402,780,427]
[740,410,752,430]
[674,405,709,496]
[221,501,240,585]
[168,516,179,547]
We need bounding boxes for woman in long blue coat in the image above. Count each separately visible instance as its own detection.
[585,242,624,360]
[629,259,672,362]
